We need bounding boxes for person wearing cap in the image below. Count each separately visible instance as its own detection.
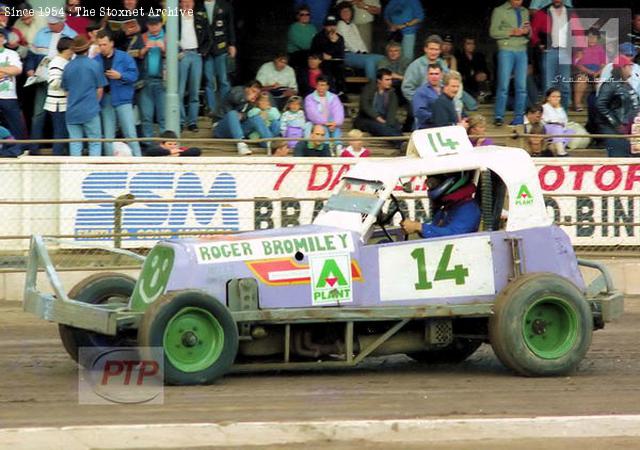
[61,35,107,156]
[0,26,27,147]
[595,54,640,157]
[383,0,423,60]
[441,34,458,71]
[597,43,640,97]
[201,0,236,117]
[93,29,141,157]
[138,15,166,140]
[400,172,481,238]
[25,11,77,154]
[44,37,74,156]
[310,15,346,100]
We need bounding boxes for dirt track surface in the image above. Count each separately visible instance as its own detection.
[1,298,639,430]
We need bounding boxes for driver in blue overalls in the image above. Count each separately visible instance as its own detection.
[401,172,481,237]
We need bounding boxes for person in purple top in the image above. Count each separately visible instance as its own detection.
[303,75,344,152]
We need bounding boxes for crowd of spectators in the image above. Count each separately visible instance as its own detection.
[0,0,639,158]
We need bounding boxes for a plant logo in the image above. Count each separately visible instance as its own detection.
[515,184,534,206]
[310,254,353,304]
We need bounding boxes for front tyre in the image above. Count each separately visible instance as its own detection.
[137,290,239,385]
[489,273,593,377]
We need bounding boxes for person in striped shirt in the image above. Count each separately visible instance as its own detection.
[44,37,74,156]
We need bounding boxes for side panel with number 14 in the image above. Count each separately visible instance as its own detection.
[377,236,495,302]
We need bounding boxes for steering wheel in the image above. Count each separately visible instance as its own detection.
[376,194,409,242]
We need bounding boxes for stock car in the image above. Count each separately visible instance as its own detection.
[23,126,623,385]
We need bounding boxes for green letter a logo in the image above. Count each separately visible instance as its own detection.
[316,259,347,288]
[517,184,532,200]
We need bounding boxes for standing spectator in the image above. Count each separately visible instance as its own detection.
[26,11,77,154]
[456,36,490,101]
[467,114,493,146]
[44,37,74,156]
[202,0,236,117]
[542,87,573,156]
[94,30,141,156]
[280,95,307,149]
[213,80,274,156]
[336,2,383,81]
[287,5,317,71]
[441,34,458,71]
[340,129,371,157]
[531,0,581,111]
[294,123,331,157]
[401,35,447,103]
[595,55,640,157]
[65,0,90,37]
[304,75,344,152]
[490,0,530,126]
[573,28,606,112]
[178,0,209,132]
[354,68,402,147]
[0,28,27,145]
[297,53,335,97]
[412,64,443,129]
[337,0,380,53]
[11,3,47,59]
[428,71,467,129]
[256,54,298,110]
[62,36,106,157]
[293,0,332,31]
[139,15,166,140]
[86,22,101,58]
[311,15,346,99]
[383,0,423,60]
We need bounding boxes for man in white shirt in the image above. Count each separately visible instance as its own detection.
[0,28,27,143]
[255,54,298,109]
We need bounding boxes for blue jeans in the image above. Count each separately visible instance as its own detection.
[29,84,47,151]
[139,78,166,138]
[402,33,417,60]
[179,51,203,126]
[101,94,142,156]
[495,49,527,120]
[542,47,571,110]
[0,98,27,139]
[67,114,102,156]
[213,111,273,148]
[203,54,231,113]
[345,52,385,80]
[47,110,68,156]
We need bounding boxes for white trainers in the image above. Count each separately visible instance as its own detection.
[237,142,252,156]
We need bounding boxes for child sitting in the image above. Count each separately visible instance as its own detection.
[542,88,574,157]
[280,96,307,149]
[271,140,290,157]
[340,129,371,157]
[247,92,281,152]
[143,130,202,157]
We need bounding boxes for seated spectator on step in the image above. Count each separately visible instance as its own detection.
[297,53,335,97]
[294,123,332,157]
[336,2,384,81]
[0,125,22,157]
[287,5,318,71]
[272,140,291,156]
[467,114,493,146]
[377,41,410,92]
[456,36,490,101]
[573,28,606,112]
[428,71,468,129]
[542,88,573,156]
[256,54,298,110]
[280,95,308,148]
[354,68,403,148]
[304,76,344,152]
[311,15,346,99]
[213,79,275,156]
[523,103,547,156]
[412,64,442,130]
[441,34,457,71]
[143,130,202,156]
[247,92,282,146]
[340,128,371,157]
[44,36,74,156]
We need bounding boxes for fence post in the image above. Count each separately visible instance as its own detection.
[113,194,136,249]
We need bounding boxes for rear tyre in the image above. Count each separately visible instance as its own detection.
[137,290,238,385]
[489,273,593,376]
[58,273,136,364]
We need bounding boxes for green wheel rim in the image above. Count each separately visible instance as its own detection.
[163,307,224,373]
[523,297,579,359]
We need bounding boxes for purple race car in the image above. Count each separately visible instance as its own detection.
[24,127,623,385]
